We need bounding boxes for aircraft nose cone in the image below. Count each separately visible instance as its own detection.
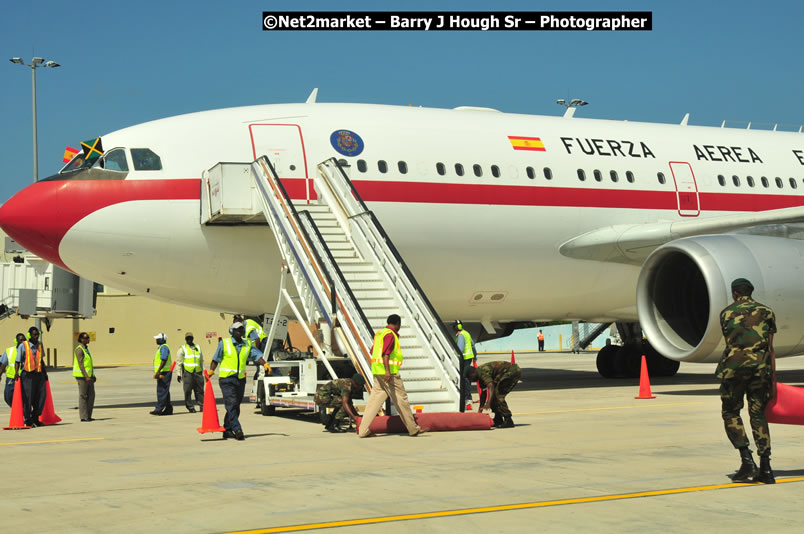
[0,181,70,268]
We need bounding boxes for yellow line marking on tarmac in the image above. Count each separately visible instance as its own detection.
[514,401,704,416]
[228,477,804,533]
[0,437,105,447]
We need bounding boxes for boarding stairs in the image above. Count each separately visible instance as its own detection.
[246,157,463,413]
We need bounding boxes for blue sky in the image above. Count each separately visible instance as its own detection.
[1,1,802,203]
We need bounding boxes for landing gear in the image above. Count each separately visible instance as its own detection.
[595,323,679,378]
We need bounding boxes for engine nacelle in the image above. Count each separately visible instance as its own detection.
[637,235,804,363]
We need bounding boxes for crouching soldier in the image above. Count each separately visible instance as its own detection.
[315,373,365,433]
[465,361,521,428]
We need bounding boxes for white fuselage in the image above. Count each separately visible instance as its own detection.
[4,103,804,324]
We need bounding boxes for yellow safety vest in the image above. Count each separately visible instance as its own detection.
[245,319,267,344]
[73,345,94,378]
[153,346,171,374]
[181,344,201,372]
[22,341,43,373]
[458,330,474,360]
[219,338,249,379]
[371,328,403,375]
[4,346,17,379]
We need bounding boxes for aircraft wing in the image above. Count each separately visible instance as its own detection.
[559,205,804,265]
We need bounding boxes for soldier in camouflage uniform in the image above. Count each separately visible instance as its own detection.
[465,361,521,428]
[718,278,777,484]
[314,373,365,433]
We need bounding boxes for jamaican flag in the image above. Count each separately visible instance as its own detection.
[81,137,104,161]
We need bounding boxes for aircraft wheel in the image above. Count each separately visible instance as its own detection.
[596,344,620,378]
[615,343,642,379]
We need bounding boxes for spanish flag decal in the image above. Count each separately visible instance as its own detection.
[63,146,80,163]
[508,136,546,152]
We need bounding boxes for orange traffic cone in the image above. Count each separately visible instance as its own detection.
[197,370,226,433]
[39,380,62,425]
[634,355,656,399]
[4,379,31,430]
[511,350,516,364]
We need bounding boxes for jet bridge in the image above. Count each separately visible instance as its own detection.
[201,157,463,413]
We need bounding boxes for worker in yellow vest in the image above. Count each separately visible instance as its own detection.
[358,314,425,438]
[150,333,173,416]
[15,326,48,427]
[208,322,267,440]
[0,333,26,407]
[176,332,204,413]
[73,331,96,422]
[454,321,477,407]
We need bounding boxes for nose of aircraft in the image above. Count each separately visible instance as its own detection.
[0,181,71,269]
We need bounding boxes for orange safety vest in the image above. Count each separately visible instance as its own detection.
[23,341,43,372]
[538,333,544,341]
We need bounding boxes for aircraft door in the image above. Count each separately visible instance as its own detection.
[668,161,700,217]
[249,124,311,202]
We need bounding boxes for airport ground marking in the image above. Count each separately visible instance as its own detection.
[228,476,804,533]
[0,437,105,447]
[514,401,704,416]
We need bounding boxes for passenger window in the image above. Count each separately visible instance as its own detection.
[543,167,553,180]
[378,160,388,173]
[473,164,483,177]
[357,159,367,173]
[577,169,586,182]
[398,161,408,174]
[102,148,129,172]
[717,175,726,186]
[527,167,535,179]
[775,177,783,188]
[610,170,618,183]
[790,178,798,189]
[626,171,635,183]
[455,163,464,177]
[593,170,602,182]
[761,176,769,188]
[436,162,446,176]
[130,148,162,171]
[657,172,666,185]
[732,175,740,187]
[491,165,500,178]
[747,176,755,187]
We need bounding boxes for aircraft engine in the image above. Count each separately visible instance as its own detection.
[637,234,804,363]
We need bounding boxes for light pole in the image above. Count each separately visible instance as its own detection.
[10,56,60,182]
[556,98,588,118]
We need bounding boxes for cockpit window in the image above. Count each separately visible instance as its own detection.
[131,148,162,171]
[102,148,129,172]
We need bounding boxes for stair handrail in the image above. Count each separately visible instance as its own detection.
[316,159,462,391]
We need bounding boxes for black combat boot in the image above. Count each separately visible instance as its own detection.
[754,453,775,484]
[732,447,758,482]
[325,414,346,433]
[500,415,515,428]
[493,414,504,428]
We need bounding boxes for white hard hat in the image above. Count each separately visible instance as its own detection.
[153,333,167,342]
[231,322,244,330]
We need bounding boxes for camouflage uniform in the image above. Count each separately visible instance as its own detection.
[717,295,776,456]
[477,361,521,418]
[314,378,355,422]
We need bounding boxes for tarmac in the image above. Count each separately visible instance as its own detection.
[3,352,804,533]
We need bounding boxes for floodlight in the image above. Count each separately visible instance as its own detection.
[32,57,44,65]
[44,61,60,68]
[10,57,23,64]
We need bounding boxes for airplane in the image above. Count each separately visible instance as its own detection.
[1,97,803,379]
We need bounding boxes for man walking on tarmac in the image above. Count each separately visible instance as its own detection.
[718,278,777,484]
[315,373,365,433]
[358,314,425,438]
[208,322,267,440]
[15,326,48,427]
[0,333,26,407]
[454,321,476,406]
[151,333,173,416]
[176,332,204,413]
[73,332,96,422]
[465,360,521,428]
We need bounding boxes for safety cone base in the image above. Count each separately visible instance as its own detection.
[634,394,656,399]
[3,423,32,430]
[197,425,226,434]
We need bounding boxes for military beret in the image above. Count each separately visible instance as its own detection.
[731,278,754,290]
